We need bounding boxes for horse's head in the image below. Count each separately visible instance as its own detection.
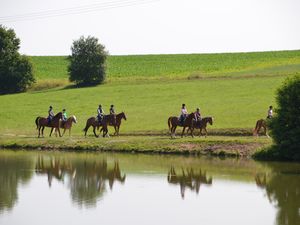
[208,117,213,125]
[54,112,63,120]
[122,112,127,121]
[72,115,77,123]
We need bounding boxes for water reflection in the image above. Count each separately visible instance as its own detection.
[255,165,300,225]
[0,153,33,214]
[168,166,212,198]
[35,156,126,208]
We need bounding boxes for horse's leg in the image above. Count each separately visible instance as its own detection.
[93,126,99,138]
[42,127,45,137]
[62,129,66,137]
[181,126,186,138]
[38,126,41,138]
[190,127,194,138]
[69,128,71,137]
[115,125,119,136]
[57,127,62,137]
[204,128,208,138]
[49,127,53,137]
[264,126,269,138]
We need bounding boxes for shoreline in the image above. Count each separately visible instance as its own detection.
[0,134,271,158]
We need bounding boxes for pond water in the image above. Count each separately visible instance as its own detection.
[0,150,299,225]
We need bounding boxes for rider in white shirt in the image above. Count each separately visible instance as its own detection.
[180,104,188,124]
[267,105,273,119]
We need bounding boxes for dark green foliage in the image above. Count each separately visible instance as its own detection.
[0,25,35,94]
[268,75,300,160]
[68,36,108,86]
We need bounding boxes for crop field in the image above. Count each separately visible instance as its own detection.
[29,50,300,82]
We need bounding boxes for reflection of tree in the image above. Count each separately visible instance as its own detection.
[255,169,300,225]
[168,166,212,198]
[35,156,126,208]
[0,154,33,213]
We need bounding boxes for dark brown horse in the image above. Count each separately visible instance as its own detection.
[168,112,196,138]
[188,116,213,137]
[35,112,63,138]
[83,114,116,137]
[54,115,77,137]
[253,119,269,137]
[101,112,127,136]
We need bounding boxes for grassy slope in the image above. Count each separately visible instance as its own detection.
[0,50,298,137]
[0,76,284,135]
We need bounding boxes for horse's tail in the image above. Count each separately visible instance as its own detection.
[168,117,172,132]
[253,120,260,136]
[35,117,40,129]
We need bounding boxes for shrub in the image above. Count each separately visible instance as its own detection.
[0,25,35,94]
[268,75,300,160]
[68,36,108,86]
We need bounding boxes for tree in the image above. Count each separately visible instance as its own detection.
[68,36,108,86]
[0,25,35,94]
[268,75,300,160]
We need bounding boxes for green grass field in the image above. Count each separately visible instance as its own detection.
[0,50,299,138]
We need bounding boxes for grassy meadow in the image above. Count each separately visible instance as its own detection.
[0,50,299,154]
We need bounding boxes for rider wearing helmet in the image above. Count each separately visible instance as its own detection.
[48,106,55,124]
[97,104,105,123]
[180,104,188,124]
[267,105,273,119]
[110,104,115,115]
[62,109,67,122]
[195,107,202,121]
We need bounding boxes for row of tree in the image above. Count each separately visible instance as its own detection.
[0,25,107,94]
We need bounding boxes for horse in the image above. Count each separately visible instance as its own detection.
[35,112,63,138]
[253,119,269,137]
[168,112,196,138]
[54,115,77,137]
[83,114,117,137]
[188,117,213,137]
[100,112,127,136]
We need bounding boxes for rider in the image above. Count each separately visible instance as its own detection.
[62,109,67,122]
[110,104,116,115]
[180,104,188,124]
[97,104,105,124]
[47,106,54,124]
[195,108,202,121]
[267,105,273,119]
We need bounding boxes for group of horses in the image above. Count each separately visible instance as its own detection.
[168,113,213,138]
[35,112,127,138]
[35,110,266,138]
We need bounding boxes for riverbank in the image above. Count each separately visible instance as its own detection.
[0,134,271,157]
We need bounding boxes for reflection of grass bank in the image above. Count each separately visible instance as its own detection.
[0,135,271,157]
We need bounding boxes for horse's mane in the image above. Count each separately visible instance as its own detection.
[54,112,62,118]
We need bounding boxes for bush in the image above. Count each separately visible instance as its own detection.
[0,25,35,94]
[268,75,300,160]
[68,36,108,86]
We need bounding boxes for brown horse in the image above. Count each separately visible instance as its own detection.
[253,119,269,137]
[83,114,116,137]
[168,112,196,138]
[188,117,213,137]
[101,112,127,136]
[35,112,63,138]
[54,115,77,137]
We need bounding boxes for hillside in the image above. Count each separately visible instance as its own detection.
[0,50,299,136]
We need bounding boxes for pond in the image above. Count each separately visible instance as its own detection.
[0,150,299,225]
